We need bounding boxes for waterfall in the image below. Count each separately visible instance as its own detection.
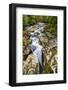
[30,26,43,66]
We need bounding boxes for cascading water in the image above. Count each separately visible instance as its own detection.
[30,23,44,66]
[30,35,43,65]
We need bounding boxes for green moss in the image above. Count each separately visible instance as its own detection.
[44,63,53,74]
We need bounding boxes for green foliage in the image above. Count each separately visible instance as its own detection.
[23,15,57,25]
[47,27,57,36]
[23,15,57,37]
[44,63,53,74]
[23,15,30,26]
[47,16,57,24]
[29,16,36,25]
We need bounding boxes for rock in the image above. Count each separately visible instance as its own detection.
[28,68,36,74]
[49,54,57,73]
[23,47,30,55]
[23,54,39,74]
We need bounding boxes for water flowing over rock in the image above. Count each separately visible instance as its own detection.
[23,22,57,74]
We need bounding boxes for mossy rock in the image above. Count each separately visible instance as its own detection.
[44,63,53,74]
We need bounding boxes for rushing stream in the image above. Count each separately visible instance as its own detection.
[23,22,57,74]
[29,23,45,66]
[30,35,43,66]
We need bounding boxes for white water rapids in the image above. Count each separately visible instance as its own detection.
[30,23,45,66]
[30,36,43,65]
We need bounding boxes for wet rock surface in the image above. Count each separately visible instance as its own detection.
[23,23,57,74]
